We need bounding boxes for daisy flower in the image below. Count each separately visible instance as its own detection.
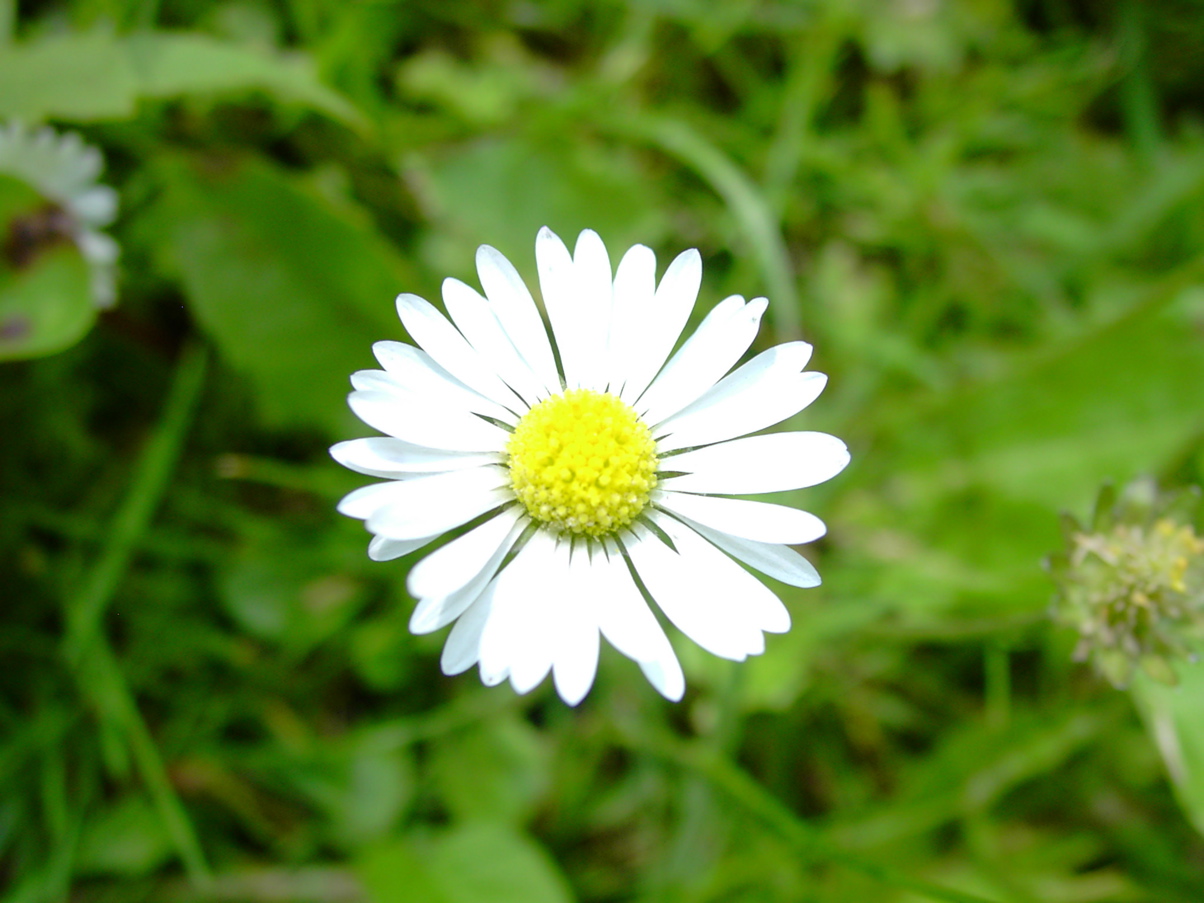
[0,121,120,307]
[333,228,849,705]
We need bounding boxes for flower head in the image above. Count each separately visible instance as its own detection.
[0,121,119,307]
[1047,478,1204,687]
[333,227,849,704]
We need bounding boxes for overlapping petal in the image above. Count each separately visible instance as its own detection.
[335,227,847,705]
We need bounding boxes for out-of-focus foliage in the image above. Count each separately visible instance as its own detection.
[4,0,1204,901]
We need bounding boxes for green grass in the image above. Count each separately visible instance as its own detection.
[3,1,1204,901]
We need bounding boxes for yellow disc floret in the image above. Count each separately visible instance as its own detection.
[507,389,658,537]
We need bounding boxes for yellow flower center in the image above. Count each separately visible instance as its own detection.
[506,388,658,537]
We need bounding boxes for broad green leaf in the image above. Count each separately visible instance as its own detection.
[0,187,96,360]
[0,31,138,120]
[126,32,367,129]
[152,156,409,434]
[428,716,549,825]
[357,824,573,903]
[75,796,174,876]
[1132,664,1204,838]
[429,823,573,903]
[0,29,364,126]
[411,134,667,275]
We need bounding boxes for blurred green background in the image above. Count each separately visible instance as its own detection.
[4,0,1204,900]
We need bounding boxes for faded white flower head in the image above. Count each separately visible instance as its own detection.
[0,120,119,307]
[333,227,849,704]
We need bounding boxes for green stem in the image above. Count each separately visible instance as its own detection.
[62,342,212,885]
[64,343,208,663]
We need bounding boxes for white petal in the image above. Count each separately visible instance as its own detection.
[678,514,821,588]
[478,531,560,693]
[535,227,583,388]
[605,243,656,393]
[592,540,674,665]
[352,368,515,427]
[656,492,827,545]
[637,296,766,425]
[409,513,528,634]
[619,248,702,405]
[553,546,601,705]
[441,584,497,675]
[368,533,439,561]
[407,507,522,600]
[441,278,547,406]
[640,651,685,702]
[370,342,517,423]
[476,244,560,396]
[656,343,822,452]
[662,432,850,495]
[366,468,511,540]
[395,293,525,412]
[331,437,500,478]
[650,511,790,634]
[337,481,405,520]
[623,524,764,661]
[348,390,509,452]
[569,229,613,392]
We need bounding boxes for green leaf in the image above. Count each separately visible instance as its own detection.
[152,155,410,434]
[0,29,364,126]
[0,31,138,120]
[75,795,174,877]
[0,248,95,360]
[1132,664,1204,838]
[357,824,574,903]
[428,716,549,825]
[125,32,367,130]
[429,823,573,903]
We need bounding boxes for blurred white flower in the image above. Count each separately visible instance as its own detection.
[0,120,120,307]
[333,227,848,704]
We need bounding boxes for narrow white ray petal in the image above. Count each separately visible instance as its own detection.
[441,583,497,675]
[662,432,850,495]
[638,296,766,426]
[366,468,511,540]
[570,229,613,392]
[395,293,525,411]
[650,511,790,634]
[352,367,516,426]
[371,341,515,417]
[535,227,582,388]
[337,480,406,520]
[508,537,566,695]
[480,661,510,686]
[348,390,509,452]
[655,343,822,452]
[368,533,439,562]
[553,548,601,705]
[408,507,522,600]
[605,243,656,393]
[623,524,763,661]
[442,278,546,406]
[331,437,500,478]
[678,514,822,588]
[476,244,560,396]
[640,650,685,702]
[410,514,528,635]
[619,248,702,405]
[478,531,559,688]
[656,491,827,545]
[592,540,673,664]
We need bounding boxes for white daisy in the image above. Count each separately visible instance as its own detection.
[0,120,120,307]
[332,227,849,705]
